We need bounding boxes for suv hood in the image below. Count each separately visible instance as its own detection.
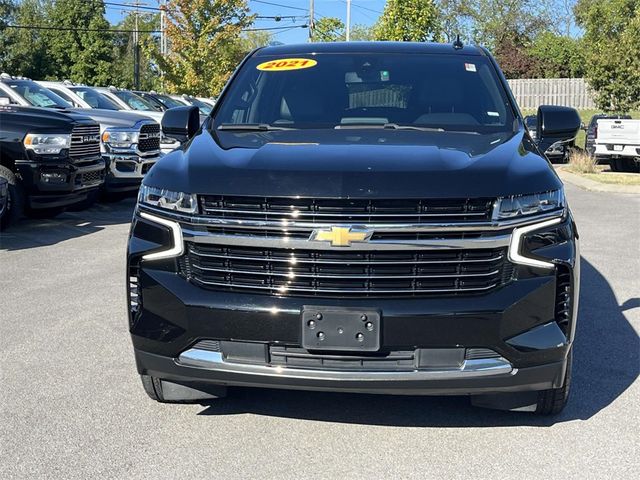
[145,128,562,198]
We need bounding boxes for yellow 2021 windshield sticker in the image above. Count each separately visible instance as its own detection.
[256,58,317,71]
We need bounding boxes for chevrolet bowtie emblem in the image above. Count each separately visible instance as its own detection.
[310,226,372,247]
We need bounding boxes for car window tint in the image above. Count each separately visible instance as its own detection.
[215,53,515,133]
[72,88,119,110]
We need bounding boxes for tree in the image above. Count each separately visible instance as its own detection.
[153,0,254,96]
[45,0,115,84]
[239,30,272,52]
[1,0,52,79]
[465,0,552,51]
[0,0,15,70]
[310,17,374,42]
[575,0,640,111]
[111,12,161,91]
[528,31,585,78]
[311,17,344,42]
[373,0,441,42]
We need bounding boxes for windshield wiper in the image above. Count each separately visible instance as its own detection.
[217,123,294,131]
[383,123,444,132]
[335,123,445,132]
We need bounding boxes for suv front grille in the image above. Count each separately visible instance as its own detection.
[70,124,101,159]
[138,123,161,152]
[199,196,495,224]
[179,244,511,297]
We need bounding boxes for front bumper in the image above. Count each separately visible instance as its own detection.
[128,210,579,397]
[103,153,161,192]
[16,157,105,209]
[135,347,567,396]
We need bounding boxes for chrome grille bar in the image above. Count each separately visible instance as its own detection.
[187,250,505,265]
[188,279,500,295]
[189,264,502,280]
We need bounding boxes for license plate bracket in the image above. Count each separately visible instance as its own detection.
[301,306,381,351]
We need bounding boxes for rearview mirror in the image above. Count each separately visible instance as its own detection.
[161,106,200,143]
[536,105,581,154]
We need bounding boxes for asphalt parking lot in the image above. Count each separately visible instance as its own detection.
[1,183,638,479]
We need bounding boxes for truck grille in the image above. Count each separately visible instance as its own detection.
[70,125,101,159]
[199,196,495,224]
[138,123,161,152]
[179,244,511,297]
[79,169,104,186]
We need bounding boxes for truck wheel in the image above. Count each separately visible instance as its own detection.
[140,375,227,404]
[610,159,621,172]
[535,349,572,415]
[0,165,25,230]
[618,158,640,173]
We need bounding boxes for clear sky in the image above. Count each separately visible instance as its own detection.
[105,1,386,45]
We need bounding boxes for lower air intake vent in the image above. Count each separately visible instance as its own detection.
[555,265,572,335]
[193,340,221,352]
[465,348,501,360]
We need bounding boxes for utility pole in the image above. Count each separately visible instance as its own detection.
[309,0,314,42]
[125,1,142,90]
[345,0,351,41]
[160,1,167,57]
[160,0,167,88]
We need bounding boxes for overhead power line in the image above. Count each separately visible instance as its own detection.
[244,24,308,32]
[250,0,308,12]
[5,23,307,33]
[103,1,161,11]
[4,24,160,33]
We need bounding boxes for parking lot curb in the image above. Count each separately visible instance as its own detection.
[555,167,640,194]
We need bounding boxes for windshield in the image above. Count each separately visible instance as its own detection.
[214,53,515,133]
[187,98,213,115]
[7,81,71,108]
[71,87,120,110]
[157,95,187,109]
[113,90,159,111]
[156,95,185,109]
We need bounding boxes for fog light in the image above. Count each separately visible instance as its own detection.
[41,172,67,183]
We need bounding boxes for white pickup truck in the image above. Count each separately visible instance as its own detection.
[594,118,640,172]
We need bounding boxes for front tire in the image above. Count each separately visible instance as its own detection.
[0,165,25,230]
[535,349,572,415]
[618,158,640,173]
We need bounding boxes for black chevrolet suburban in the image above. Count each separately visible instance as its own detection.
[128,42,581,414]
[0,105,105,229]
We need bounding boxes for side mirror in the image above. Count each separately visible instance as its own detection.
[0,97,11,106]
[161,106,200,143]
[536,105,581,153]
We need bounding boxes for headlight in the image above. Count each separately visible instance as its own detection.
[23,133,71,155]
[102,129,139,148]
[138,185,197,214]
[494,189,565,220]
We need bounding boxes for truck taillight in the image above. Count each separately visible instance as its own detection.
[594,125,598,139]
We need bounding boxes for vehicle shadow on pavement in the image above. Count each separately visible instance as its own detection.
[0,197,136,251]
[198,258,639,426]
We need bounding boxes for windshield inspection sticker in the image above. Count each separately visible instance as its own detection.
[465,63,477,72]
[257,58,318,71]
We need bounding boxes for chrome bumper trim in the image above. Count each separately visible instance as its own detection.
[181,227,511,250]
[177,349,515,381]
[139,204,564,233]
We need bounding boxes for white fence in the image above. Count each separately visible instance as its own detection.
[507,78,596,110]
